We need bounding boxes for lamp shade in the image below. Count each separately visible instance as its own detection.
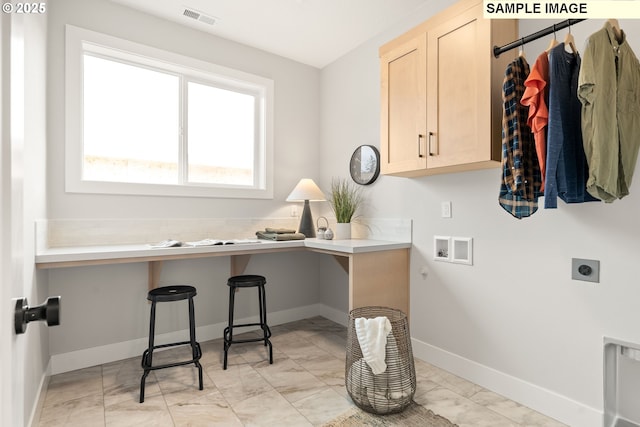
[286,179,326,202]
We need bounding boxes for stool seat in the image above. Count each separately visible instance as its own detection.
[148,285,197,302]
[140,285,203,403]
[224,275,272,369]
[227,275,266,288]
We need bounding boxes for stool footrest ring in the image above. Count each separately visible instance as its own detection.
[224,336,271,345]
[224,323,272,335]
[141,342,202,371]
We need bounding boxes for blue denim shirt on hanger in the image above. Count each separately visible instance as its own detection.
[544,43,598,208]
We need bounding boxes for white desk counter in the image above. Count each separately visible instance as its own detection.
[36,240,303,267]
[36,238,412,314]
[35,238,410,267]
[303,238,410,253]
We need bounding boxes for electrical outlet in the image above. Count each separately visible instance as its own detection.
[441,201,452,218]
[571,258,600,283]
[290,206,298,217]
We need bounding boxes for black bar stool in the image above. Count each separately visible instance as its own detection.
[223,275,273,370]
[140,285,203,403]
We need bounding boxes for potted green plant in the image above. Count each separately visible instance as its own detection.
[329,177,363,239]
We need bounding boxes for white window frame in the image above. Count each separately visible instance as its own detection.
[65,25,274,199]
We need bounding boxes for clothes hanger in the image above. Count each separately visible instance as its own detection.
[518,38,526,59]
[607,19,623,43]
[546,25,559,52]
[564,24,578,55]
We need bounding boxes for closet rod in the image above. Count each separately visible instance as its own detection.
[493,19,585,58]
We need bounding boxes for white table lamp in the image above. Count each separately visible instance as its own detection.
[286,179,326,237]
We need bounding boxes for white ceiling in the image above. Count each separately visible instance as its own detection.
[110,0,431,68]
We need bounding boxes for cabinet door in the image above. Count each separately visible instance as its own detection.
[426,3,492,169]
[380,35,427,176]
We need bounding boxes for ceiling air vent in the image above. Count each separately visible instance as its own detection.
[182,7,217,26]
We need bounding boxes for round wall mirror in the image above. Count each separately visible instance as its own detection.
[350,145,380,185]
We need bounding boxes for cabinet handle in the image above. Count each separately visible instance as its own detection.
[418,134,424,158]
[428,132,436,156]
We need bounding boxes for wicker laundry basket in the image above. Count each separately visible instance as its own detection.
[345,306,416,414]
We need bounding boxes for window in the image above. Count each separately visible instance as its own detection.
[65,25,274,198]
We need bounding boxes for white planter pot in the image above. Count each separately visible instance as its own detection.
[335,223,352,240]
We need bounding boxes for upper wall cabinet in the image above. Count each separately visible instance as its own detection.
[380,35,428,175]
[379,0,516,177]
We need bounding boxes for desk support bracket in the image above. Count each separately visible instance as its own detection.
[332,255,349,274]
[149,261,162,291]
[231,255,251,276]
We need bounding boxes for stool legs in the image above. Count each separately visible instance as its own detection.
[223,284,235,370]
[223,283,272,370]
[259,284,273,364]
[140,295,203,403]
[189,297,204,390]
[139,300,157,403]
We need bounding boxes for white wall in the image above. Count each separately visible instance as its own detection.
[320,4,640,425]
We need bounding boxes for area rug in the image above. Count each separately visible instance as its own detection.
[323,402,458,427]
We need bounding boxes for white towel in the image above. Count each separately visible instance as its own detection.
[354,316,392,374]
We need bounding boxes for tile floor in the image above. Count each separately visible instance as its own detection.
[36,317,568,427]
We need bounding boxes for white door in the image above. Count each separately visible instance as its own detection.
[1,11,17,427]
[1,11,30,427]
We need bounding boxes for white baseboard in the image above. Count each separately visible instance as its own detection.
[411,337,602,427]
[28,360,50,427]
[50,303,336,375]
[317,304,349,327]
